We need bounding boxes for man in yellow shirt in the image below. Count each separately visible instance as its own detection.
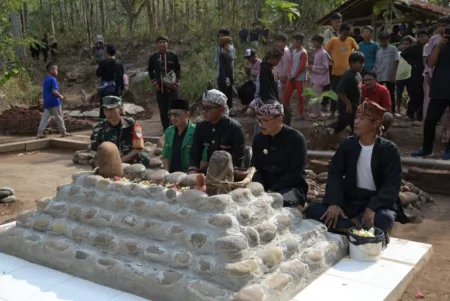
[325,23,359,117]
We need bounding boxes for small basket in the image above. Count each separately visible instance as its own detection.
[348,227,385,262]
[206,167,256,195]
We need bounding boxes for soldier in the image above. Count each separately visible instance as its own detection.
[90,96,150,168]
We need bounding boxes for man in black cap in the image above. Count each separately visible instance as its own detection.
[148,35,181,131]
[91,96,150,167]
[162,98,207,173]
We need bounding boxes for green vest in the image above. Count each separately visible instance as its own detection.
[162,121,205,173]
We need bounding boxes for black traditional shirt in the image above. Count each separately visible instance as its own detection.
[251,125,308,195]
[189,117,245,168]
[323,136,402,216]
[147,51,181,92]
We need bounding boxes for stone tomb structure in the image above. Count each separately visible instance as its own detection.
[0,171,347,301]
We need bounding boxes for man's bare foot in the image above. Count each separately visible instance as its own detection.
[36,133,47,139]
[61,132,71,137]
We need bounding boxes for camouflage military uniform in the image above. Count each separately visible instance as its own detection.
[90,116,150,168]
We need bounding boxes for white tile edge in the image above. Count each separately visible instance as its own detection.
[0,222,15,233]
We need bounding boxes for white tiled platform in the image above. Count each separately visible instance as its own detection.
[0,238,432,301]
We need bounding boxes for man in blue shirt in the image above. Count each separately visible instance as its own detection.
[359,26,379,71]
[37,62,70,138]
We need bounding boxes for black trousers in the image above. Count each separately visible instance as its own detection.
[330,75,342,113]
[157,90,179,130]
[423,98,450,152]
[218,83,233,109]
[321,66,333,109]
[278,187,306,207]
[329,111,355,134]
[305,203,397,235]
[379,81,396,113]
[396,79,410,110]
[406,76,424,121]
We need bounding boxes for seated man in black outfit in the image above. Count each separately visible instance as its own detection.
[251,101,308,207]
[306,100,407,242]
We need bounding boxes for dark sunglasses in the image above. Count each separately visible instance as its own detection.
[202,104,221,112]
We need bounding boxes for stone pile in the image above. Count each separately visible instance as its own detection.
[0,105,93,135]
[0,171,347,301]
[72,150,96,166]
[65,103,151,120]
[308,122,340,151]
[0,187,15,204]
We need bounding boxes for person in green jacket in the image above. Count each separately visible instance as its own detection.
[162,98,207,173]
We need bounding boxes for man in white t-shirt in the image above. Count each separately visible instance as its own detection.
[306,100,407,243]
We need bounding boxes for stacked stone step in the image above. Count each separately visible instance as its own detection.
[0,171,347,301]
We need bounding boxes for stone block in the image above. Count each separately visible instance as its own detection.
[233,285,265,301]
[209,214,233,228]
[165,172,187,184]
[215,236,248,255]
[262,246,283,268]
[0,141,26,153]
[25,139,50,151]
[224,259,259,277]
[255,222,277,242]
[245,182,264,197]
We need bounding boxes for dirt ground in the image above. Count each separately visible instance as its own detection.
[0,149,89,224]
[394,195,450,300]
[0,147,448,299]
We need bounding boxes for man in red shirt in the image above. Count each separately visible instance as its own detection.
[361,70,394,134]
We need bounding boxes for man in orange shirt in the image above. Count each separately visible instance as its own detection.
[325,23,359,117]
[361,70,394,134]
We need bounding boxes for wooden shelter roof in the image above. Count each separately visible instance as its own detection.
[316,0,450,26]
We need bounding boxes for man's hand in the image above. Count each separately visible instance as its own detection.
[60,95,65,101]
[362,208,376,228]
[389,73,396,83]
[153,83,161,92]
[345,104,353,113]
[439,37,449,47]
[320,205,348,229]
[280,76,287,84]
[307,65,313,72]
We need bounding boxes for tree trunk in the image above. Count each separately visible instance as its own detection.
[152,0,158,28]
[10,12,25,62]
[162,0,166,30]
[84,0,92,44]
[99,0,106,33]
[49,0,56,36]
[128,13,135,33]
[22,3,28,35]
[58,0,65,33]
[69,0,75,29]
[89,0,95,36]
[145,0,153,33]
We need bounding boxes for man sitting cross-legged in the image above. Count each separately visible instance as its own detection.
[306,100,407,242]
[91,96,150,168]
[251,101,308,208]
